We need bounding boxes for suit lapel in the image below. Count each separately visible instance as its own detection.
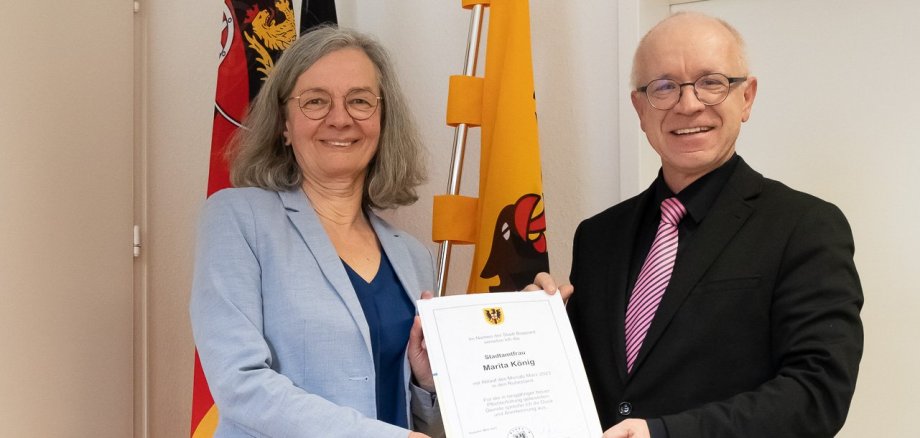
[368,213,423,402]
[369,214,421,305]
[629,159,763,375]
[278,189,373,357]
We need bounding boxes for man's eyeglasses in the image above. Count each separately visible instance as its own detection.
[286,88,383,121]
[637,73,747,110]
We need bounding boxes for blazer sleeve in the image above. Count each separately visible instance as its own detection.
[189,192,411,438]
[661,200,864,438]
[410,384,444,437]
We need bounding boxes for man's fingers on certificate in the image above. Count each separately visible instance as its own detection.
[525,272,556,292]
[525,272,575,304]
[558,284,574,304]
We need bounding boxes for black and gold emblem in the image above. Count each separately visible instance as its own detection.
[483,307,504,325]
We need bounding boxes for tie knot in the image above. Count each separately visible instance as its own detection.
[660,197,687,226]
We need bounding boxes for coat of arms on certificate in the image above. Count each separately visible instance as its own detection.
[483,307,504,325]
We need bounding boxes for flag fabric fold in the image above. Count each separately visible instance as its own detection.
[436,0,549,293]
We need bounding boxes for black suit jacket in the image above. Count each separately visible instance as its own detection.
[567,158,863,438]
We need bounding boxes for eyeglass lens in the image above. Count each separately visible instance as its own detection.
[645,73,733,110]
[295,89,381,120]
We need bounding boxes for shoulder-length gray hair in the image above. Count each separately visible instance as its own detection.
[228,25,426,209]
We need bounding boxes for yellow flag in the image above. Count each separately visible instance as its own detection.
[435,0,549,293]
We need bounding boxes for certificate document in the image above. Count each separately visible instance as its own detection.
[417,291,602,438]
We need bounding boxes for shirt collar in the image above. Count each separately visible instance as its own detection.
[653,154,739,224]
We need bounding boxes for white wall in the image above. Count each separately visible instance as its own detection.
[142,1,214,435]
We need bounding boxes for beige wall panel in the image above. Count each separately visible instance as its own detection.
[0,1,135,436]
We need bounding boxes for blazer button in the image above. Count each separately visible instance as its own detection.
[618,401,633,416]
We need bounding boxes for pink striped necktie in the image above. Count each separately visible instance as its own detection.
[624,197,687,373]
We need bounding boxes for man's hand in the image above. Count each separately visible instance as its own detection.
[523,272,574,304]
[602,419,650,438]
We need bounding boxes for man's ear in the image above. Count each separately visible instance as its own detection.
[631,90,643,117]
[741,76,758,123]
[631,91,647,132]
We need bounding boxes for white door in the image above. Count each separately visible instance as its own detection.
[0,1,135,436]
[657,1,919,436]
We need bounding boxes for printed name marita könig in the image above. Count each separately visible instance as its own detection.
[482,359,537,371]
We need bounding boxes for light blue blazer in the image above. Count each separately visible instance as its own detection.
[190,187,443,437]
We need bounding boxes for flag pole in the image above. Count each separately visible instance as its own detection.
[435,4,485,297]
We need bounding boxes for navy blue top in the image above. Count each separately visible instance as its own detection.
[342,252,415,428]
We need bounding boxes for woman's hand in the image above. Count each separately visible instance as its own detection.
[524,272,574,304]
[407,291,435,393]
[408,432,431,438]
[602,419,650,438]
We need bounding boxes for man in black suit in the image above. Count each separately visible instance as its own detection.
[565,12,863,438]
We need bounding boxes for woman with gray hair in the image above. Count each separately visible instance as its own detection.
[190,26,442,437]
